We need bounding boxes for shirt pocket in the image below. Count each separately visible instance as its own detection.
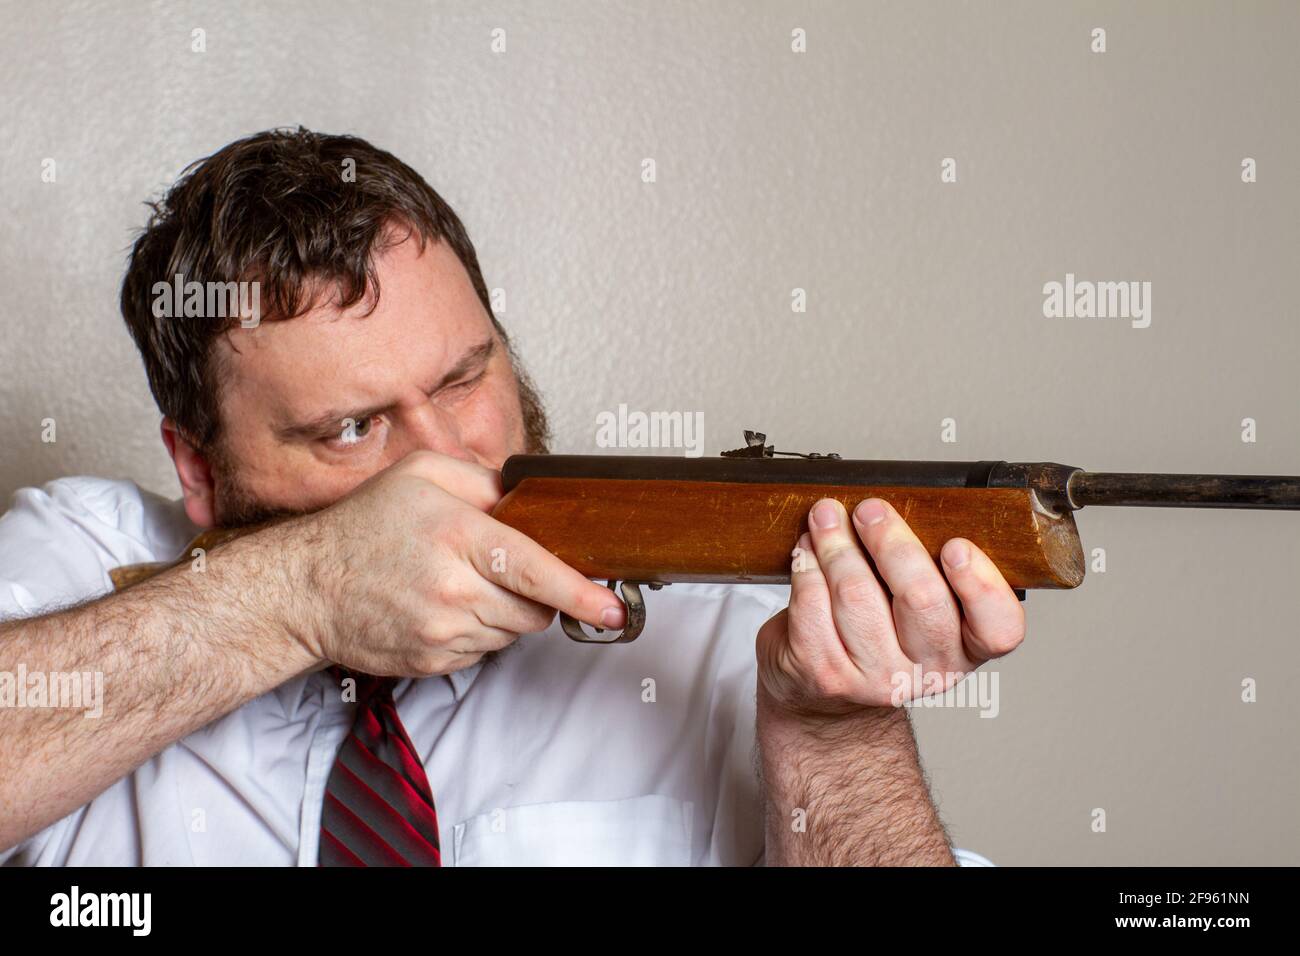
[451,794,694,866]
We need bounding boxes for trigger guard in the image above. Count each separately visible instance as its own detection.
[559,580,647,644]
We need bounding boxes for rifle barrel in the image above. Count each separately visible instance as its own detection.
[1069,472,1300,510]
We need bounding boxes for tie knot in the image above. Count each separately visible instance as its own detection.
[327,665,397,704]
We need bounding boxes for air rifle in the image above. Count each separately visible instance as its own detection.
[109,430,1300,646]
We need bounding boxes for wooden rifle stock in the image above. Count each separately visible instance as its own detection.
[491,476,1084,590]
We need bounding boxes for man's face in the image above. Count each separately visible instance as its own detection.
[188,233,546,526]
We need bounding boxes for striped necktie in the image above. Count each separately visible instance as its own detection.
[319,667,442,866]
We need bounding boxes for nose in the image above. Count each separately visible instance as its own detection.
[401,403,476,463]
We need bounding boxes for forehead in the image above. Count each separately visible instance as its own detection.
[214,236,490,421]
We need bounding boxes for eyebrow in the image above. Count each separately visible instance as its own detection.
[275,337,497,441]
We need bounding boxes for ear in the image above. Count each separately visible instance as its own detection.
[161,418,217,529]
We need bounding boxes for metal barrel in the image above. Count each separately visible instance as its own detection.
[501,454,1007,491]
[1069,472,1300,510]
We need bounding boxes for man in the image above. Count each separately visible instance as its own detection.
[0,128,1023,866]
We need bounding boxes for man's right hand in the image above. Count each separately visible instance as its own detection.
[275,450,626,678]
[2,449,627,853]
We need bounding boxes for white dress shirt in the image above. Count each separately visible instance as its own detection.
[0,476,992,867]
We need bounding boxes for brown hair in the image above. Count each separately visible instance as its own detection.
[120,127,504,451]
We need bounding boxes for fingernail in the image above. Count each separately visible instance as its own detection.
[943,540,970,569]
[855,498,887,526]
[810,499,840,530]
[601,605,625,628]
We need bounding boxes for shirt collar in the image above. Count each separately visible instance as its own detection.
[274,672,315,720]
[446,659,484,701]
[277,660,484,716]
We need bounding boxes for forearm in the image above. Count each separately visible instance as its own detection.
[0,526,320,851]
[757,688,955,866]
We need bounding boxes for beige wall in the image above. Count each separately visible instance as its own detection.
[1,0,1296,863]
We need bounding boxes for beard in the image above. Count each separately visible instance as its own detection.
[210,344,552,528]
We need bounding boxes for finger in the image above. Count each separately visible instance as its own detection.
[442,623,522,655]
[939,538,1026,663]
[397,449,504,512]
[806,499,909,676]
[473,578,558,636]
[467,518,627,631]
[851,498,974,675]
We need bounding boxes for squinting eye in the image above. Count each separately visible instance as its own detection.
[338,416,373,444]
[445,371,487,397]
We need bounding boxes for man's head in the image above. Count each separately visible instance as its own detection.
[120,128,548,528]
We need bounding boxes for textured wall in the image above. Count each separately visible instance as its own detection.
[0,0,1296,863]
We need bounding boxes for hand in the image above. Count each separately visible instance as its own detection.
[756,497,1025,717]
[278,450,627,677]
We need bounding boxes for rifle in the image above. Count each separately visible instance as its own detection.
[109,430,1300,645]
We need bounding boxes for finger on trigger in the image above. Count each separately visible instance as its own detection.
[471,522,627,631]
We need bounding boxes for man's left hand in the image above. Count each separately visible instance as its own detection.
[757,496,1026,716]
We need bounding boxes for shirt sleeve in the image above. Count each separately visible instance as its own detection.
[953,847,996,866]
[0,479,149,619]
[0,478,158,864]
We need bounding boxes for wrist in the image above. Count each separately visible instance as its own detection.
[756,682,954,866]
[757,680,910,749]
[215,521,326,674]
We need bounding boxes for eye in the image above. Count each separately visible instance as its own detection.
[441,371,487,401]
[328,416,375,448]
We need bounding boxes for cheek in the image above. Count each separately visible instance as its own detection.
[464,376,526,459]
[249,455,355,512]
[219,425,377,513]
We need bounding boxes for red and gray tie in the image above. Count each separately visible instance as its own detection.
[319,667,442,866]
